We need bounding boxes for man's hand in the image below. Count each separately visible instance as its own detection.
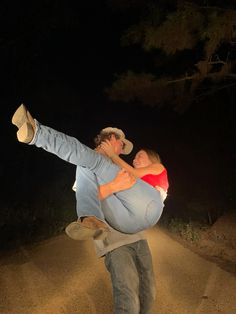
[111,169,136,193]
[98,169,136,200]
[100,140,116,157]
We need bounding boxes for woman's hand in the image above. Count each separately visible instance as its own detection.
[100,140,116,157]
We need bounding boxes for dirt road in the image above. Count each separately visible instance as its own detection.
[0,227,235,313]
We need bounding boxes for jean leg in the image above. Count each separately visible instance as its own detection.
[99,179,163,233]
[75,166,134,229]
[104,245,140,314]
[75,166,105,221]
[101,196,134,233]
[31,121,119,179]
[136,240,156,314]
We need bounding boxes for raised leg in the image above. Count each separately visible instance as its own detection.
[12,105,164,233]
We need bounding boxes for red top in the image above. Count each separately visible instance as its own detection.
[141,169,169,191]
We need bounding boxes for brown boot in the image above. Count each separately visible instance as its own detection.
[12,104,36,143]
[65,217,109,241]
[81,216,109,230]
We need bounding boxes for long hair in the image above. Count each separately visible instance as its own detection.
[141,148,162,163]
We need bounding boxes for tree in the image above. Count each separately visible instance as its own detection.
[106,1,236,112]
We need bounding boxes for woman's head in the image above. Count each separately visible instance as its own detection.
[133,148,161,168]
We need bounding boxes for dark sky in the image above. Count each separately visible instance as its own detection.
[1,2,153,136]
[1,1,235,224]
[2,1,175,160]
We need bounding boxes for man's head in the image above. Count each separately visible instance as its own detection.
[94,127,133,156]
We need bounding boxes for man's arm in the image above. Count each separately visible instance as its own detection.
[98,169,136,200]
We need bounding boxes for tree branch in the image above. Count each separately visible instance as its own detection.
[194,81,236,100]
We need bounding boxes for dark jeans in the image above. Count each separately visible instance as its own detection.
[105,240,156,314]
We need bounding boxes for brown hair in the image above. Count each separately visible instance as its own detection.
[141,148,161,163]
[94,131,120,147]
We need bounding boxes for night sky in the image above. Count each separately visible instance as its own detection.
[1,1,235,246]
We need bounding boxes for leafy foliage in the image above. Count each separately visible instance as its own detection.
[107,1,236,112]
[106,71,171,106]
[124,3,204,54]
[202,10,236,59]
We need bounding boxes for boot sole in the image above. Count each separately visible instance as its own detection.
[17,122,34,143]
[65,221,109,241]
[12,104,28,128]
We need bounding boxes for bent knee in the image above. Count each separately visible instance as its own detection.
[145,200,163,226]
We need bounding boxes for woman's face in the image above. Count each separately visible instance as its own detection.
[133,150,152,168]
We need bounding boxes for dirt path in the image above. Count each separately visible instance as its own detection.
[0,227,235,314]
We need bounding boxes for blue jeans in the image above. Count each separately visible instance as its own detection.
[32,122,164,233]
[104,240,156,314]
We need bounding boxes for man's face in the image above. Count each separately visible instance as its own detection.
[109,134,124,156]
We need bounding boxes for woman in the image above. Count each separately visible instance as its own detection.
[101,141,169,201]
[12,104,166,235]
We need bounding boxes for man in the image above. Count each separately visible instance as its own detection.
[65,127,135,240]
[93,223,156,314]
[68,127,156,313]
